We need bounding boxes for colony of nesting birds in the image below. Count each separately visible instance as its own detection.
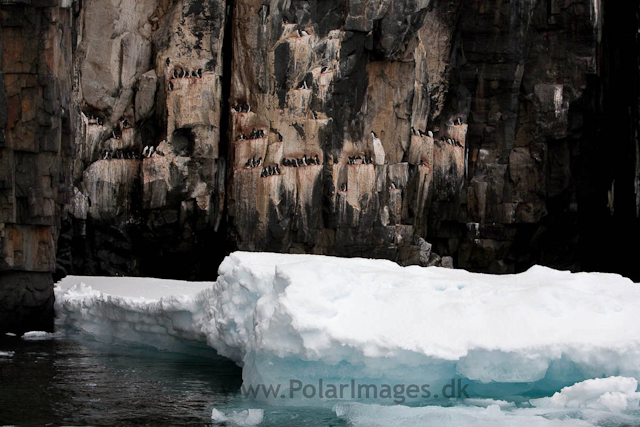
[236,128,266,141]
[167,67,203,91]
[232,104,251,113]
[282,154,320,167]
[347,155,373,165]
[260,164,282,177]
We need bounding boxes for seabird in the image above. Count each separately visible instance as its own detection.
[197,69,202,78]
[321,66,328,73]
[293,158,299,167]
[173,69,178,79]
[428,130,433,138]
[312,111,318,119]
[301,29,309,36]
[282,158,288,166]
[148,146,155,157]
[180,69,185,78]
[257,157,262,166]
[102,150,108,160]
[275,165,281,174]
[282,16,290,24]
[418,129,425,137]
[390,182,396,190]
[302,155,307,166]
[245,158,252,168]
[457,118,462,125]
[341,183,347,192]
[371,131,385,165]
[314,155,319,165]
[142,146,149,157]
[166,58,171,66]
[411,127,417,136]
[607,180,615,215]
[168,82,174,91]
[297,29,302,37]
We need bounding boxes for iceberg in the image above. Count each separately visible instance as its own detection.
[55,252,640,411]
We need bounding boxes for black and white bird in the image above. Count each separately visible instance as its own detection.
[371,131,385,165]
[172,69,178,79]
[411,127,418,136]
[299,81,308,90]
[340,183,347,192]
[321,66,328,73]
[314,155,319,165]
[168,82,174,91]
[142,146,150,157]
[302,155,307,166]
[197,69,202,78]
[148,146,155,157]
[427,130,433,138]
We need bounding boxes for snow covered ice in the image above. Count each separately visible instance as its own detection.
[54,251,640,424]
[211,408,264,426]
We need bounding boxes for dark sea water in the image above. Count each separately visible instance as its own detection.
[0,333,348,426]
[0,334,243,426]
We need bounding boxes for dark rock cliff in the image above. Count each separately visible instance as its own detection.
[1,0,638,332]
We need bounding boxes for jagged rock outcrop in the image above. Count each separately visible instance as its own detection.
[2,0,639,330]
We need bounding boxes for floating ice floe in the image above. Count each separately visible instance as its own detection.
[55,252,640,414]
[530,376,640,412]
[21,331,62,340]
[211,408,263,426]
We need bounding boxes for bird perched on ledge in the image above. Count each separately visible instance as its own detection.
[371,131,385,165]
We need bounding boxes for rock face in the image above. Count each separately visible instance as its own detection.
[0,0,74,333]
[1,0,639,329]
